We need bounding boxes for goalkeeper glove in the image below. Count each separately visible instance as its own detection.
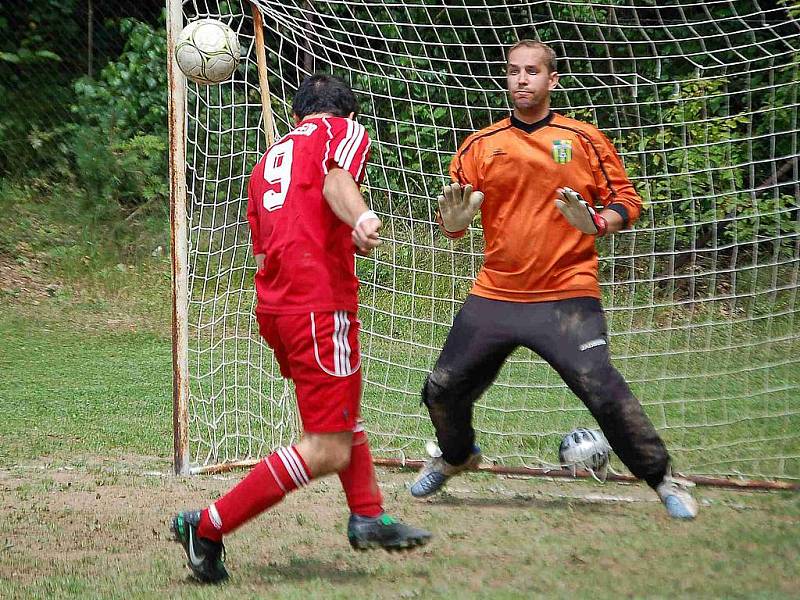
[437,182,484,236]
[555,187,608,236]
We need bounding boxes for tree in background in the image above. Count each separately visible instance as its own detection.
[1,1,169,222]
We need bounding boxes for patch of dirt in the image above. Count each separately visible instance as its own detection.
[0,255,55,304]
[0,254,164,334]
[0,456,641,585]
[0,455,797,599]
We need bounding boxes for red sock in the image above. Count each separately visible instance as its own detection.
[338,428,383,517]
[197,445,311,541]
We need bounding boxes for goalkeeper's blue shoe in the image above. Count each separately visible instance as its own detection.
[347,513,431,552]
[656,474,699,519]
[409,445,482,498]
[170,510,229,584]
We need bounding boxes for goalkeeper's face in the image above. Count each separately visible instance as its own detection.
[506,47,559,114]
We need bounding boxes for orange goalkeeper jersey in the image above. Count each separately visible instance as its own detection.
[448,111,642,303]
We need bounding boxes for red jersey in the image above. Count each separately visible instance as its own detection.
[247,116,371,314]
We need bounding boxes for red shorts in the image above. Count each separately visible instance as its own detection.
[257,310,362,433]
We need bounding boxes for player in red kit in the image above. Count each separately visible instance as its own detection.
[170,74,431,584]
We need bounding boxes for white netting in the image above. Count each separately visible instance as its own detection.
[175,0,800,480]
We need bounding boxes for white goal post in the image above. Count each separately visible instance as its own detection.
[167,0,800,487]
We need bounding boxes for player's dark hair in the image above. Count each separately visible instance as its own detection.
[292,74,359,119]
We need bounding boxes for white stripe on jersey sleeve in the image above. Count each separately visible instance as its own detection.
[322,118,369,179]
[354,137,372,182]
[341,123,366,171]
[321,117,335,174]
[334,119,355,165]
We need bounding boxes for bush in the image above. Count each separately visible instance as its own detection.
[67,17,168,217]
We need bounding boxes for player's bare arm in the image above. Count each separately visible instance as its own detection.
[437,182,484,235]
[598,207,624,233]
[323,166,382,253]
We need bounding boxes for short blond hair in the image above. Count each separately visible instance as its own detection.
[507,40,557,73]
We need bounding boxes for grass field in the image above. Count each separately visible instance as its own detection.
[182,223,800,480]
[1,185,799,598]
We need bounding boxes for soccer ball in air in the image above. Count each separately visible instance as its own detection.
[558,427,612,481]
[175,19,240,85]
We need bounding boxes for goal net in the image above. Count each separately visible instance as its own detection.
[168,0,800,483]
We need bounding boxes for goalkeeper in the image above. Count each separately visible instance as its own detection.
[410,40,698,519]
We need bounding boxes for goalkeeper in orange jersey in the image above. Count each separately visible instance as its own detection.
[410,40,698,519]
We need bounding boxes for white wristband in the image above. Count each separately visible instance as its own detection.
[355,210,378,228]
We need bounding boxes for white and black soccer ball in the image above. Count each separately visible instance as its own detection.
[175,19,240,85]
[559,427,612,480]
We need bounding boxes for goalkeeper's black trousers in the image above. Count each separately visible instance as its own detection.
[422,294,670,489]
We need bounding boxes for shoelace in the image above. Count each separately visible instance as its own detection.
[665,475,695,491]
[423,456,446,475]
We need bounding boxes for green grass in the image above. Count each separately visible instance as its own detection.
[0,179,173,464]
[4,178,797,480]
[35,174,787,481]
[0,177,798,597]
[179,231,800,480]
[0,313,172,464]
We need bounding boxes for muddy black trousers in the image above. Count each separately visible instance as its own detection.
[422,295,670,489]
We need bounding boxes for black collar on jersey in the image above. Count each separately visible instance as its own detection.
[510,111,553,133]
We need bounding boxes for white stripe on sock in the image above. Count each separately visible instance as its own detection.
[264,456,287,493]
[286,446,310,485]
[277,447,304,488]
[208,503,222,530]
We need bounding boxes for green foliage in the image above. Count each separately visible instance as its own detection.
[66,18,169,217]
[0,54,72,175]
[71,18,168,139]
[754,51,799,165]
[1,0,797,264]
[0,48,61,64]
[0,0,82,174]
[784,0,800,18]
[1,10,169,214]
[621,77,798,250]
[70,129,168,219]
